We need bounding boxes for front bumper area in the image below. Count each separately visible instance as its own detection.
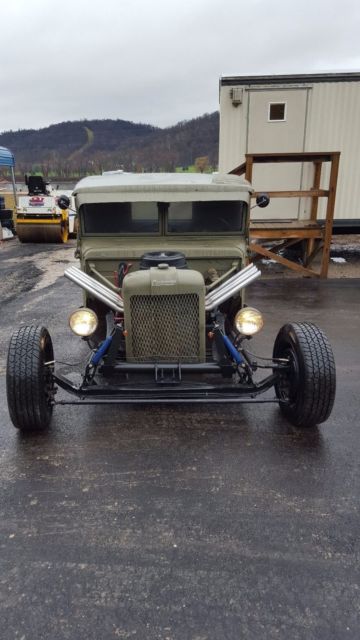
[53,363,280,405]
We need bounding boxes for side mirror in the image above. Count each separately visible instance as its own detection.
[256,193,270,208]
[57,195,71,210]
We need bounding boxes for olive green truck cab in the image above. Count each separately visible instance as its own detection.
[7,172,336,432]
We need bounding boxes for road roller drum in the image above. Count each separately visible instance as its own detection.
[16,216,69,243]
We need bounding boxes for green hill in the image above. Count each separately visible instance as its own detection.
[0,112,219,177]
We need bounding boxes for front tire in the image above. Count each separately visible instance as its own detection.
[273,322,336,428]
[6,326,55,432]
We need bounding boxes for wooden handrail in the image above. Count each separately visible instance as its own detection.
[252,189,329,198]
[234,151,339,164]
[230,151,340,278]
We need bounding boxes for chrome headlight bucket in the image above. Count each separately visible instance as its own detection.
[69,308,98,337]
[235,307,264,336]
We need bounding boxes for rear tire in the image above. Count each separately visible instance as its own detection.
[6,326,55,432]
[273,322,336,428]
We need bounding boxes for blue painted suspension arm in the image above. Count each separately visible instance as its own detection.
[222,333,244,365]
[90,335,113,366]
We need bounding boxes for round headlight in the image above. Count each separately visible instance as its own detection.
[235,307,264,336]
[69,308,98,337]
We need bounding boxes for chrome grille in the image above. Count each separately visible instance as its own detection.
[129,293,200,362]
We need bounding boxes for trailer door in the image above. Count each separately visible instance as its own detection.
[247,88,308,220]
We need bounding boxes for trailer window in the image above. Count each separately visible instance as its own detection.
[81,202,159,234]
[166,201,245,233]
[268,102,286,121]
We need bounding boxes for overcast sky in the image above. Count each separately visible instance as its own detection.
[1,0,359,133]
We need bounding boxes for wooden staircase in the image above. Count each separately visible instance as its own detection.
[230,152,340,278]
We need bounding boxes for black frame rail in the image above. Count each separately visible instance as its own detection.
[53,370,280,406]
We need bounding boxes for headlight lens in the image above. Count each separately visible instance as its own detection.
[69,308,98,337]
[234,307,264,336]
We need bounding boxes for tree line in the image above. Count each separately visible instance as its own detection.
[0,113,219,178]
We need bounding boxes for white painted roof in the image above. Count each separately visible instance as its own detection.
[73,172,252,205]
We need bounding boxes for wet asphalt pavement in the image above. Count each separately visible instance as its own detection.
[0,240,359,640]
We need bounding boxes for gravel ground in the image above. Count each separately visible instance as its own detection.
[254,234,360,278]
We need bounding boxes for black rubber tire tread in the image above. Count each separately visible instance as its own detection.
[6,325,54,432]
[273,321,336,428]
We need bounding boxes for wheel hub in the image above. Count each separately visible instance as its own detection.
[276,347,299,403]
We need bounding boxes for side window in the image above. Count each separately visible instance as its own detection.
[268,102,286,122]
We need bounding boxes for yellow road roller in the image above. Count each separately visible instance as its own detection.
[16,176,72,243]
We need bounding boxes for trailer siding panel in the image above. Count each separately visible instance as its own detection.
[303,82,360,220]
[219,76,360,222]
[219,86,248,174]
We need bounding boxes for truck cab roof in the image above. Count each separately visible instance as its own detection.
[73,172,252,205]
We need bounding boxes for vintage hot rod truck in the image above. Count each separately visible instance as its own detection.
[6,172,335,432]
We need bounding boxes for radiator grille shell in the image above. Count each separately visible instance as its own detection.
[129,293,200,362]
[123,266,205,363]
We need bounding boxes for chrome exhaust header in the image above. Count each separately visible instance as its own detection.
[64,263,260,315]
[205,263,261,311]
[65,266,124,313]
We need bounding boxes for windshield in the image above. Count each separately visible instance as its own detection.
[166,201,245,233]
[80,200,246,235]
[81,202,159,233]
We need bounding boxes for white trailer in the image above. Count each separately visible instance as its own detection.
[219,72,360,227]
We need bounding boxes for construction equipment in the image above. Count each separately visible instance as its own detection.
[16,175,74,243]
[0,146,17,241]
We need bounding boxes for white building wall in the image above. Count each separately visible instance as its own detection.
[219,85,248,174]
[219,78,360,222]
[302,82,360,220]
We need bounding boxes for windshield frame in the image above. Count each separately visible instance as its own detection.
[79,199,247,237]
